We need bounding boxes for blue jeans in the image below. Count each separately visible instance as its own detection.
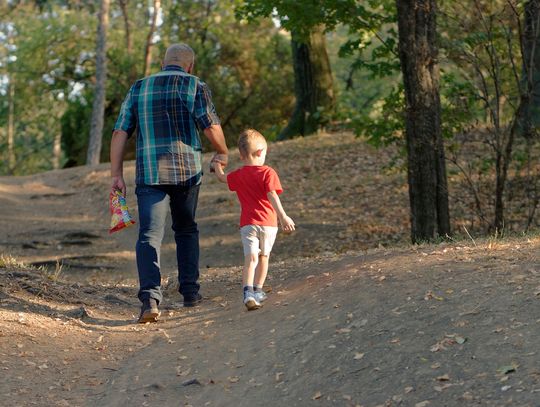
[135,184,200,304]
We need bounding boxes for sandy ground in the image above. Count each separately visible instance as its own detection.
[1,132,539,406]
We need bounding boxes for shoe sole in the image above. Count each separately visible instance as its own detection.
[183,297,202,307]
[244,299,261,311]
[138,310,160,323]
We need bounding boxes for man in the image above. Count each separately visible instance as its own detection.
[110,43,228,323]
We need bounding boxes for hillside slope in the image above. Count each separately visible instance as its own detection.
[0,132,539,406]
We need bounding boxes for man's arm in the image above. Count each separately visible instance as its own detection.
[204,124,229,168]
[267,190,295,232]
[110,130,129,196]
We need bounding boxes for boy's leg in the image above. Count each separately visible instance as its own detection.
[243,253,259,288]
[253,226,278,295]
[253,255,269,303]
[243,254,261,310]
[253,255,269,288]
[240,225,262,310]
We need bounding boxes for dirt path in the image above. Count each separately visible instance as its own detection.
[2,240,540,406]
[1,133,540,406]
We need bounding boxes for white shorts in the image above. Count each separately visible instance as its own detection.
[240,225,279,257]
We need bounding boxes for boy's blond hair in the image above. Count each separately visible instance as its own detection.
[238,128,266,157]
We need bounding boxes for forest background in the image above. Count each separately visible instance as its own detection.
[2,0,540,242]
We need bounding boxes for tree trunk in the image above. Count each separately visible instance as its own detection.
[279,25,335,140]
[396,0,450,242]
[86,0,110,166]
[493,3,539,230]
[143,0,161,77]
[118,0,137,83]
[7,72,15,174]
[52,131,61,170]
[522,1,540,229]
[117,0,132,54]
[522,0,540,131]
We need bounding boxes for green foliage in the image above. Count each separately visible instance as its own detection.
[1,0,295,174]
[162,0,294,148]
[239,1,404,146]
[440,71,483,140]
[349,84,405,148]
[1,3,96,174]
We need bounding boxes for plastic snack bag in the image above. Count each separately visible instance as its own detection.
[109,190,136,234]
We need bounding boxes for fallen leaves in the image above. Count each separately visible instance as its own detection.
[424,290,444,301]
[497,364,518,375]
[430,334,467,352]
[434,383,453,392]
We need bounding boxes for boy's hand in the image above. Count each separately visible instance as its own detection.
[212,161,228,183]
[280,216,295,233]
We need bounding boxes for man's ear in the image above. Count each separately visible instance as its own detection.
[187,62,194,74]
[255,149,264,157]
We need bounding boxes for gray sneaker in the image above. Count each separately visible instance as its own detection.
[243,292,261,311]
[253,290,267,303]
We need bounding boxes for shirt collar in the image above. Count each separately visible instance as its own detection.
[163,65,186,72]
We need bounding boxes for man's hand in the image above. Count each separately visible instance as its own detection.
[111,175,126,196]
[212,153,228,166]
[204,124,228,173]
[110,130,128,195]
[210,153,228,173]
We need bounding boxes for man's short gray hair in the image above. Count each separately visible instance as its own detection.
[163,44,195,68]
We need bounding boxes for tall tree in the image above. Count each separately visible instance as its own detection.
[7,73,15,174]
[5,25,15,174]
[143,0,161,77]
[279,26,335,139]
[396,0,450,242]
[86,0,110,166]
[522,0,540,131]
[238,1,335,139]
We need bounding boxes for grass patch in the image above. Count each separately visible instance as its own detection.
[0,254,27,269]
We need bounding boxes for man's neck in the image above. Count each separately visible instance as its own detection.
[163,64,185,71]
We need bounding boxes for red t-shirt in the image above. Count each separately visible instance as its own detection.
[227,165,283,227]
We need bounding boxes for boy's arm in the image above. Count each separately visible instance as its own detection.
[267,190,295,232]
[213,162,228,184]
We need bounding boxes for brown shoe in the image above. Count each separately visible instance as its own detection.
[138,298,160,323]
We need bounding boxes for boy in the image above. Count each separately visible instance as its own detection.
[213,129,295,310]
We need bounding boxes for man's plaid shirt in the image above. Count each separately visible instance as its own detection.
[113,65,220,186]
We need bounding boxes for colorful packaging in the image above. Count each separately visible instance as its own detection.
[109,190,136,234]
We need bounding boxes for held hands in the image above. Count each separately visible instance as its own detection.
[211,160,228,183]
[210,153,228,173]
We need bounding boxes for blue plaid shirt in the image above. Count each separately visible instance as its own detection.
[113,65,220,186]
